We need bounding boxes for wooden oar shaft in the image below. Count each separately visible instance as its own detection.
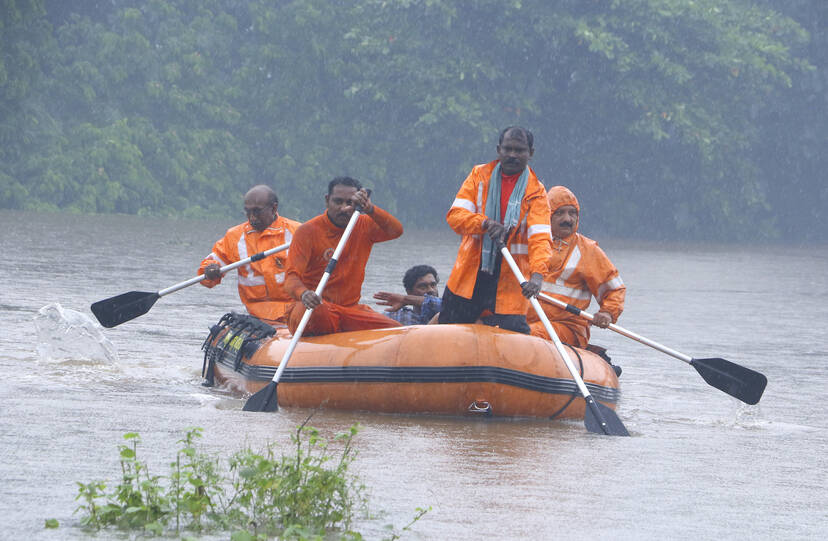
[538,292,693,364]
[157,242,291,298]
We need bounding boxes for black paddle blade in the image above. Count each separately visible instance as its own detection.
[691,357,767,405]
[583,396,630,436]
[90,291,161,328]
[242,382,279,412]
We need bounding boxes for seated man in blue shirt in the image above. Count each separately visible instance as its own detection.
[373,265,442,325]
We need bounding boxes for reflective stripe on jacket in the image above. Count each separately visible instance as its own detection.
[445,160,552,315]
[199,215,301,322]
[527,232,625,346]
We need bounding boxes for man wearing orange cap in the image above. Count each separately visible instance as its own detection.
[527,186,626,347]
[438,126,552,333]
[198,184,301,325]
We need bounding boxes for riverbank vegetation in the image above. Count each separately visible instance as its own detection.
[67,423,428,539]
[2,1,825,240]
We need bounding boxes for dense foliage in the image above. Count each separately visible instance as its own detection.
[1,0,824,240]
[69,424,428,539]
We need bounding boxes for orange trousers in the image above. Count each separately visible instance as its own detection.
[528,319,588,348]
[287,301,402,336]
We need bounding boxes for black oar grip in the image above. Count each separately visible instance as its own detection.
[250,252,266,262]
[565,303,581,316]
[325,258,338,274]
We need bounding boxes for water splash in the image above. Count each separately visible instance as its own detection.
[34,303,119,363]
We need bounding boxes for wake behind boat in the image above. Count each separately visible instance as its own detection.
[201,312,621,419]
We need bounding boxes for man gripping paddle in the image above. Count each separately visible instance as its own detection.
[527,186,626,347]
[198,185,301,325]
[438,126,553,333]
[283,177,403,336]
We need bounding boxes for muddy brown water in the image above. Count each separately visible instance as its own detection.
[1,210,826,539]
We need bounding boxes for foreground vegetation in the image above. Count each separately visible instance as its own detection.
[2,1,825,240]
[67,422,428,539]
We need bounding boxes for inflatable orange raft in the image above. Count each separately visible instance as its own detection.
[201,312,621,419]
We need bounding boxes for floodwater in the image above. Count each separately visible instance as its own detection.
[1,210,827,540]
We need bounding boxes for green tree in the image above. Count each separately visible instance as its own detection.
[0,0,54,208]
[753,0,826,241]
[0,0,817,240]
[337,0,811,238]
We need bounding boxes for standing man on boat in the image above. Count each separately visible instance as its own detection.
[438,126,553,333]
[198,184,301,325]
[373,264,442,325]
[527,186,626,347]
[284,176,403,335]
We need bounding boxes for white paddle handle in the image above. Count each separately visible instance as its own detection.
[158,242,291,297]
[537,292,694,364]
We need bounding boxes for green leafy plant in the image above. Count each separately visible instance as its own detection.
[227,420,365,538]
[75,432,171,534]
[168,427,226,532]
[73,420,427,539]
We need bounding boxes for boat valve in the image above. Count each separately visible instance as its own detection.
[468,400,492,416]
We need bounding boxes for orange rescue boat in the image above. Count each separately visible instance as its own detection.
[201,312,621,419]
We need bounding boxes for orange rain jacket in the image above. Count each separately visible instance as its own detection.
[284,207,403,335]
[527,186,625,347]
[445,160,553,315]
[199,215,301,323]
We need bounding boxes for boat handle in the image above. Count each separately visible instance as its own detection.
[468,400,492,416]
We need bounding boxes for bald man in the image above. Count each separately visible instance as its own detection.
[198,185,301,324]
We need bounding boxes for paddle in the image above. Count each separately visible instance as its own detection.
[91,242,291,328]
[500,246,629,436]
[243,209,363,412]
[538,292,767,405]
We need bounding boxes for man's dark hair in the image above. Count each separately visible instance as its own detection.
[403,265,439,294]
[499,126,534,149]
[327,176,362,195]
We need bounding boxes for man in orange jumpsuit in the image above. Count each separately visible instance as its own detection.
[438,126,553,333]
[527,186,626,347]
[284,176,403,335]
[198,184,301,325]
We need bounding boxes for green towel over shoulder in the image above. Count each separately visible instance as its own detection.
[480,163,528,274]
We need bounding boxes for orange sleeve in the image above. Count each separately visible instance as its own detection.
[600,287,626,323]
[583,242,625,322]
[284,222,315,301]
[197,232,237,288]
[446,166,488,235]
[525,187,552,277]
[365,206,403,242]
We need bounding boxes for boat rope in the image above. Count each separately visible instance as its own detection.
[201,312,277,386]
[547,343,584,421]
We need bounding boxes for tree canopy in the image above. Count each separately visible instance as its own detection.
[1,0,823,240]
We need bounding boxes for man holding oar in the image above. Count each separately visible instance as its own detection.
[527,186,626,347]
[198,185,301,325]
[283,177,403,336]
[438,126,553,333]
